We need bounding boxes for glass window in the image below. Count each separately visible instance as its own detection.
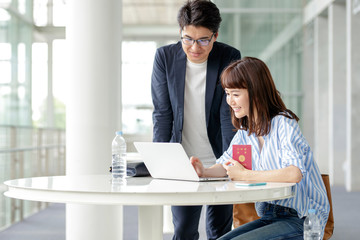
[53,0,66,26]
[33,0,48,26]
[0,43,11,60]
[18,43,26,83]
[32,43,48,126]
[0,43,11,84]
[0,61,11,84]
[18,0,26,14]
[53,39,66,128]
[53,39,66,104]
[122,41,156,134]
[0,86,11,124]
[0,8,10,22]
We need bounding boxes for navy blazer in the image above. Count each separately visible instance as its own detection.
[151,41,241,158]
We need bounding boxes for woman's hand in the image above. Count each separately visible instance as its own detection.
[191,157,229,178]
[190,156,205,177]
[223,159,302,183]
[223,158,248,180]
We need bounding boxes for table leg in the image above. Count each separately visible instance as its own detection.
[138,205,163,240]
[163,205,174,233]
[66,204,123,240]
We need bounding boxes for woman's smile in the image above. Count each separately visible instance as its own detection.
[225,88,249,118]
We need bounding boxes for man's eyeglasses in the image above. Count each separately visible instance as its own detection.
[181,32,215,46]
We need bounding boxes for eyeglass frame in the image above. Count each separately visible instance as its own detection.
[180,31,216,46]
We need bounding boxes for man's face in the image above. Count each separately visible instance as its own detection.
[180,25,218,63]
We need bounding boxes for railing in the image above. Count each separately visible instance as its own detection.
[0,125,66,231]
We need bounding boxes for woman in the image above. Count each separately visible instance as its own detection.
[191,57,330,240]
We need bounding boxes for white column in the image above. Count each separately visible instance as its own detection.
[351,3,360,190]
[66,0,123,239]
[328,3,347,186]
[314,16,329,173]
[345,0,360,191]
[302,22,315,148]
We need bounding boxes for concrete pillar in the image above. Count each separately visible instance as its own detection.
[302,22,315,149]
[47,41,54,127]
[314,16,329,174]
[346,0,360,191]
[232,0,241,50]
[66,0,123,239]
[328,3,347,186]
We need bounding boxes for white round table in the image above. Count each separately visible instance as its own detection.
[4,175,295,240]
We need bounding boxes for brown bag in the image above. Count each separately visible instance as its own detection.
[233,174,334,239]
[322,174,334,240]
[233,203,260,228]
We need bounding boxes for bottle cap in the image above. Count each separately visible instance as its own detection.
[116,131,123,136]
[308,209,316,214]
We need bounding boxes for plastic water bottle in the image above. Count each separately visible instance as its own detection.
[112,131,127,180]
[304,209,321,240]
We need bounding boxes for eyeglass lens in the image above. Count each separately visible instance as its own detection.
[181,32,215,46]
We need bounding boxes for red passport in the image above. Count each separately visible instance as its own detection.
[232,145,252,170]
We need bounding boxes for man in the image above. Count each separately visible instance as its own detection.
[151,0,241,239]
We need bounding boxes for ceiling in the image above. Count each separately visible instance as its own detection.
[123,0,183,26]
[121,0,303,58]
[122,0,303,26]
[1,0,305,58]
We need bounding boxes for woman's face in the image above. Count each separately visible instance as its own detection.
[225,88,250,119]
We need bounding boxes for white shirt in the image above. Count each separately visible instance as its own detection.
[182,60,216,167]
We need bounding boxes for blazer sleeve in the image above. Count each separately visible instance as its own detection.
[220,48,241,151]
[151,47,173,142]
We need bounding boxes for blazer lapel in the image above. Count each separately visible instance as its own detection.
[175,45,187,116]
[205,44,220,126]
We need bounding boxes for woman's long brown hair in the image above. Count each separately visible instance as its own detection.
[221,57,299,136]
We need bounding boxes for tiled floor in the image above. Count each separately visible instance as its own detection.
[0,185,359,240]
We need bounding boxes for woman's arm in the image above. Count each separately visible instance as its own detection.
[224,159,302,183]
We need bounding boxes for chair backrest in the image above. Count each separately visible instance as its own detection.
[322,174,334,240]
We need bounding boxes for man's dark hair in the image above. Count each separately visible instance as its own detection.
[177,0,222,33]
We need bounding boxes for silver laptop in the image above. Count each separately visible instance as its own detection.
[133,142,229,182]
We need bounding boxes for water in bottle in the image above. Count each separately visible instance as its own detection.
[112,131,127,180]
[304,209,321,240]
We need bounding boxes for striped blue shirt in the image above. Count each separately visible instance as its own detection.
[217,115,330,238]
